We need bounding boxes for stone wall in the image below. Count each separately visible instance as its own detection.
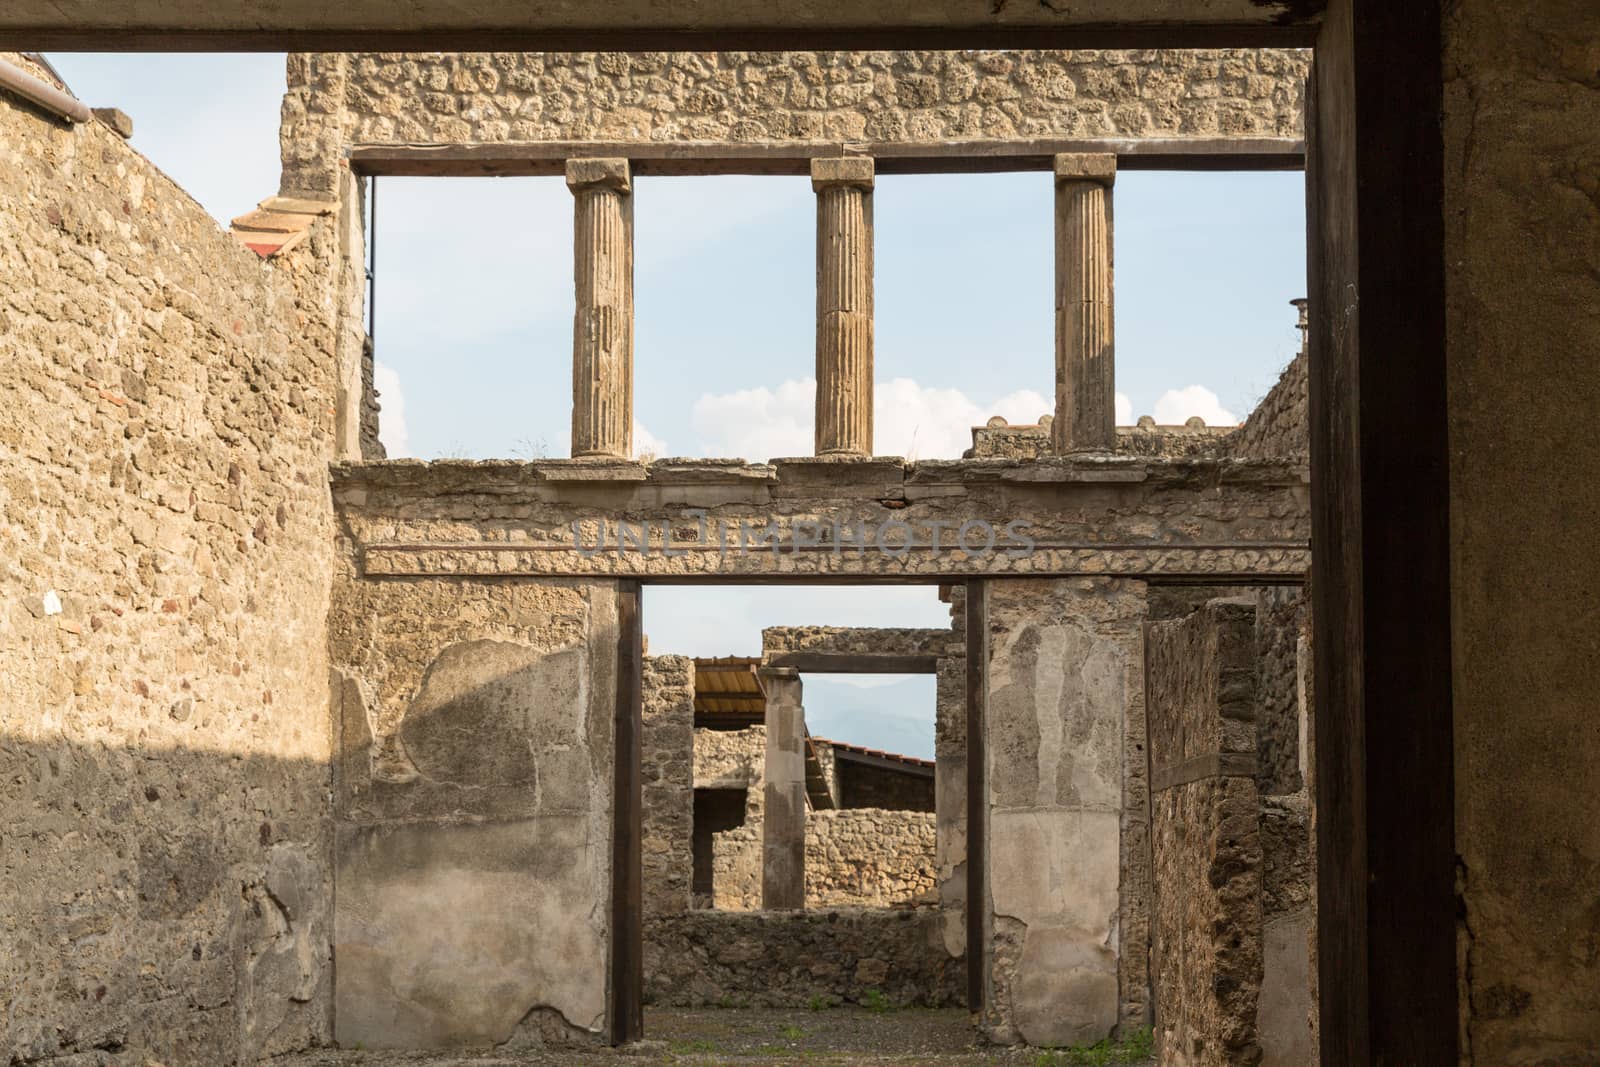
[709,805,937,911]
[980,577,1148,1047]
[806,809,937,908]
[695,725,765,788]
[697,727,765,910]
[762,625,957,659]
[328,576,617,1048]
[644,908,962,1010]
[1254,587,1307,797]
[968,419,1233,459]
[0,55,341,1065]
[279,49,1309,199]
[1226,350,1308,463]
[1444,2,1600,1062]
[643,656,694,918]
[834,757,935,811]
[1146,598,1263,1067]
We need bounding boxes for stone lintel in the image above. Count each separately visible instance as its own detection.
[811,156,875,190]
[565,156,632,193]
[1054,152,1117,186]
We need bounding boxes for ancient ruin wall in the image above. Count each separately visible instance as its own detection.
[695,724,765,787]
[1254,587,1308,797]
[328,576,618,1047]
[0,56,342,1065]
[981,577,1149,1046]
[762,625,958,659]
[807,809,937,908]
[1226,349,1308,462]
[1146,598,1264,1067]
[643,656,695,917]
[279,49,1309,199]
[709,805,937,911]
[644,907,962,1010]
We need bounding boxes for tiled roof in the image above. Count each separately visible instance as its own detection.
[229,196,336,259]
[810,736,935,771]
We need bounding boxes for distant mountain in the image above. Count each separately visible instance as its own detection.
[801,675,937,762]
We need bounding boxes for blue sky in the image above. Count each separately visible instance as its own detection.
[46,52,1307,758]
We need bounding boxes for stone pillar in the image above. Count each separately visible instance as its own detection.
[1052,153,1117,454]
[567,158,633,459]
[812,157,875,456]
[981,577,1148,1047]
[759,667,806,910]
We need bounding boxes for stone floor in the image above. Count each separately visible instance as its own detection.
[270,1008,1156,1066]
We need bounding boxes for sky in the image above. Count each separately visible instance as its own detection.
[45,52,1308,759]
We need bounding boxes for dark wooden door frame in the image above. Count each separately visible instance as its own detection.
[964,579,988,1012]
[610,580,644,1045]
[1308,1,1457,1063]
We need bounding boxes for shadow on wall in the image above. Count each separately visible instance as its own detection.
[0,735,332,1066]
[3,635,620,1065]
[329,630,616,1052]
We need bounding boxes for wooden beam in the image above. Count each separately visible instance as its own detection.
[1309,0,1457,1062]
[765,652,941,674]
[609,581,644,1046]
[964,579,987,1012]
[0,2,1322,53]
[349,137,1306,178]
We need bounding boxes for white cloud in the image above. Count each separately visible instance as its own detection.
[690,377,1079,461]
[372,361,411,457]
[690,378,816,460]
[1116,392,1133,425]
[1152,385,1239,427]
[633,420,669,460]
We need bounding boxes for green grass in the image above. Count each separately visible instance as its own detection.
[806,994,835,1011]
[669,1038,719,1054]
[1033,1027,1154,1065]
[777,1024,806,1041]
[860,988,892,1013]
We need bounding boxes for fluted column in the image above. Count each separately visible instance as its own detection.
[812,156,875,457]
[1053,153,1117,454]
[567,158,633,459]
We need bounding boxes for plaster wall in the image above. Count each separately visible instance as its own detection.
[328,576,617,1047]
[980,577,1148,1046]
[1444,1,1600,1060]
[1,57,341,1065]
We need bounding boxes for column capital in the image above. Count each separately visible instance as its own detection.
[811,155,875,192]
[566,157,632,194]
[1054,152,1117,187]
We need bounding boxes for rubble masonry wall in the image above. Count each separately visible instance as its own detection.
[1,54,342,1065]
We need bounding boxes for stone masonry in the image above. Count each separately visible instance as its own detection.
[642,656,695,918]
[1146,598,1265,1067]
[1,51,340,1066]
[278,50,1308,200]
[2,39,1320,1065]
